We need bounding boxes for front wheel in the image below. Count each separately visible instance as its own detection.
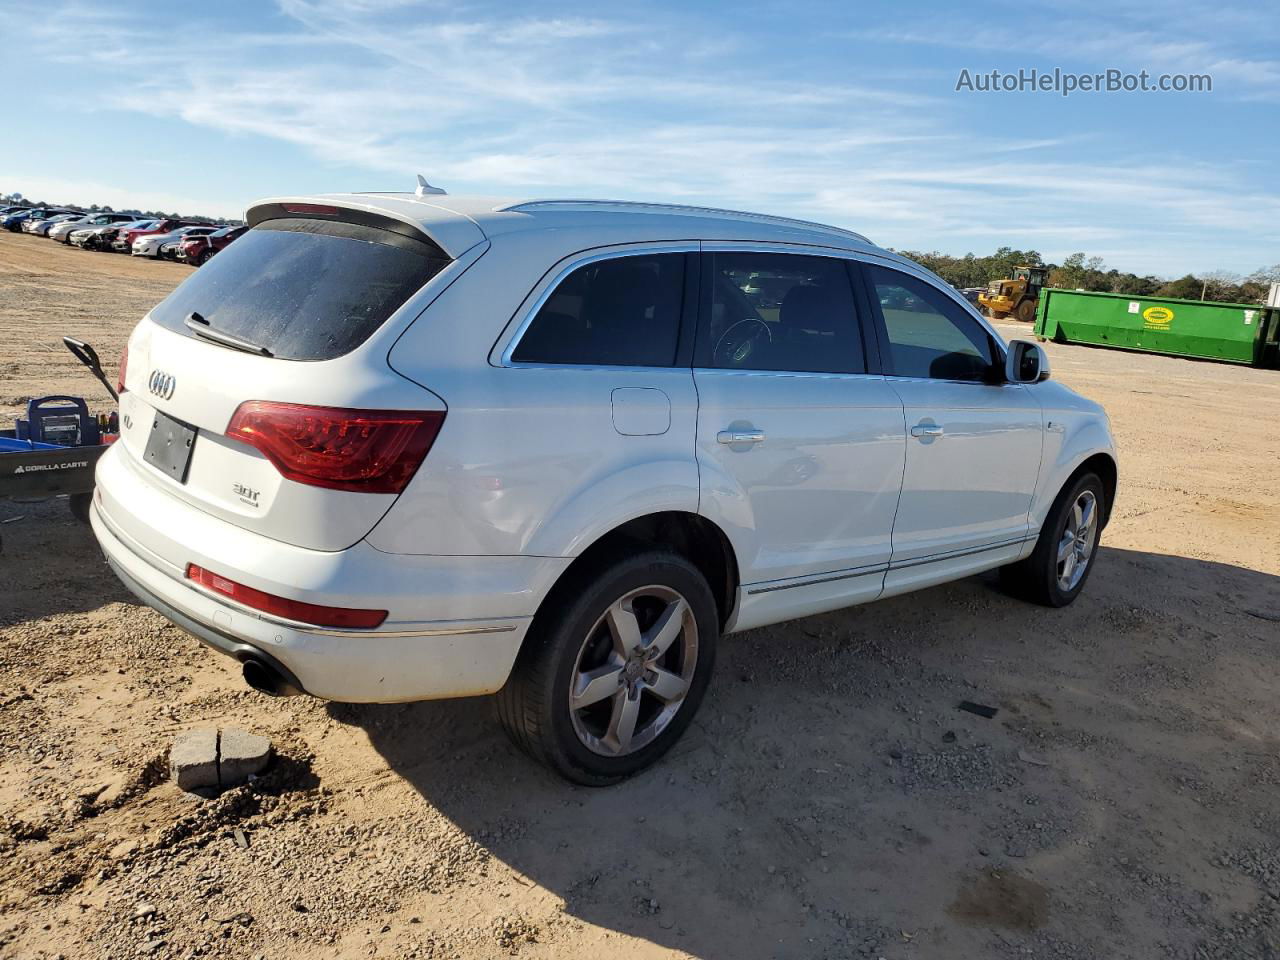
[496,550,718,785]
[1001,472,1104,607]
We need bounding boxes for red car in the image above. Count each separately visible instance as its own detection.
[112,218,202,253]
[178,224,248,266]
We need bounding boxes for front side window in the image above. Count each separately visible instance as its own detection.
[698,252,866,374]
[866,265,995,381]
[512,253,685,367]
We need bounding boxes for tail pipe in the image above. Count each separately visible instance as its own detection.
[240,656,304,698]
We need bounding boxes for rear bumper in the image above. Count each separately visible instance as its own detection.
[91,445,570,702]
[104,548,307,695]
[92,499,545,702]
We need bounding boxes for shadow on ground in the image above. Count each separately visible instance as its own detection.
[330,547,1280,958]
[0,497,132,625]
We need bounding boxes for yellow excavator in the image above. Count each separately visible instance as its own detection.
[978,265,1048,322]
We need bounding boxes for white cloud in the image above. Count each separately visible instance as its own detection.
[2,0,1276,274]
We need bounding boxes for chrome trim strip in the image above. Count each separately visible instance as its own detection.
[743,533,1037,595]
[746,562,888,595]
[887,535,1034,571]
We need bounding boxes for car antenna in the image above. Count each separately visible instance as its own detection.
[414,174,447,197]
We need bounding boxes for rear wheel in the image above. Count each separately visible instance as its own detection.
[496,550,718,785]
[1001,472,1104,607]
[1016,299,1036,322]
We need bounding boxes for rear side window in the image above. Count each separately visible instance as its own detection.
[512,253,685,367]
[698,252,866,374]
[149,218,450,361]
[866,265,995,381]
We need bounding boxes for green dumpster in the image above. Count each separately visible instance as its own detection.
[1034,288,1280,367]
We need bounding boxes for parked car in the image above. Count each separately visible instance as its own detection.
[6,207,74,232]
[49,212,137,243]
[20,209,81,233]
[133,225,219,259]
[71,219,155,251]
[0,205,31,218]
[178,224,247,265]
[114,218,201,253]
[92,192,1118,785]
[2,209,36,230]
[27,212,87,236]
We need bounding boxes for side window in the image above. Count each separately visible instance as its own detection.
[866,265,995,381]
[512,253,685,366]
[698,252,866,374]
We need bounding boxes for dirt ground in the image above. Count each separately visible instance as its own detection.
[2,230,1279,960]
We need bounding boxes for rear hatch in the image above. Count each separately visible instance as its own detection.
[114,206,454,552]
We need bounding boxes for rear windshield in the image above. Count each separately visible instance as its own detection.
[149,218,450,361]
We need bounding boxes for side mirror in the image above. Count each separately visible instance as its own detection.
[1005,339,1050,384]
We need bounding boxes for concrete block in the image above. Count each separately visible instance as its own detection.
[218,727,272,786]
[170,729,219,792]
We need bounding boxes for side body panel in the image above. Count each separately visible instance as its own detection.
[376,238,702,557]
[1024,380,1117,532]
[880,378,1043,596]
[695,369,906,623]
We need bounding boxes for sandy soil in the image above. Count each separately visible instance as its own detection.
[1,230,1279,960]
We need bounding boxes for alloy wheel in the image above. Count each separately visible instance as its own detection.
[1056,489,1098,592]
[568,586,698,757]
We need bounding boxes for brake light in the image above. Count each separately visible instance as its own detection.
[186,564,387,629]
[225,402,444,494]
[282,203,339,216]
[117,344,128,395]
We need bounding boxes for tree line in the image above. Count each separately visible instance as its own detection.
[897,246,1280,305]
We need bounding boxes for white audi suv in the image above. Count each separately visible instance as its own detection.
[91,190,1117,784]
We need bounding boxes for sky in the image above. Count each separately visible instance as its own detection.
[1,0,1277,277]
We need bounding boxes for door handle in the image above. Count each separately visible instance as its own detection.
[910,423,944,438]
[717,429,765,445]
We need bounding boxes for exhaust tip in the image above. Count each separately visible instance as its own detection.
[242,657,301,698]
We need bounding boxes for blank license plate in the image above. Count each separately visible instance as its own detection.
[144,410,197,483]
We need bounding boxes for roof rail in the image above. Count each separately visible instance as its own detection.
[498,199,872,244]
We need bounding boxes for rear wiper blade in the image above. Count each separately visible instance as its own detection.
[185,311,274,357]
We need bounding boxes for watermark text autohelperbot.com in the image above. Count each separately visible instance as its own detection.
[955,68,1212,96]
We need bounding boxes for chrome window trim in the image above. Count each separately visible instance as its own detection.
[495,239,1007,371]
[495,241,699,368]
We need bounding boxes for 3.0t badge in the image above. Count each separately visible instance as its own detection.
[148,369,176,400]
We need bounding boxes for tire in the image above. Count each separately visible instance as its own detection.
[496,549,719,786]
[990,310,1008,320]
[1001,471,1104,607]
[1016,299,1036,323]
[69,492,92,523]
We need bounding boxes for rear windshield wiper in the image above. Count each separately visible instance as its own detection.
[185,311,274,358]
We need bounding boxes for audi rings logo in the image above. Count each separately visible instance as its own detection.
[148,370,176,400]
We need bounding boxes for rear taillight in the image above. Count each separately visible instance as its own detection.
[225,402,444,494]
[117,345,128,395]
[186,564,387,629]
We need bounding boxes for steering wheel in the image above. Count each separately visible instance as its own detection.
[713,318,772,367]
